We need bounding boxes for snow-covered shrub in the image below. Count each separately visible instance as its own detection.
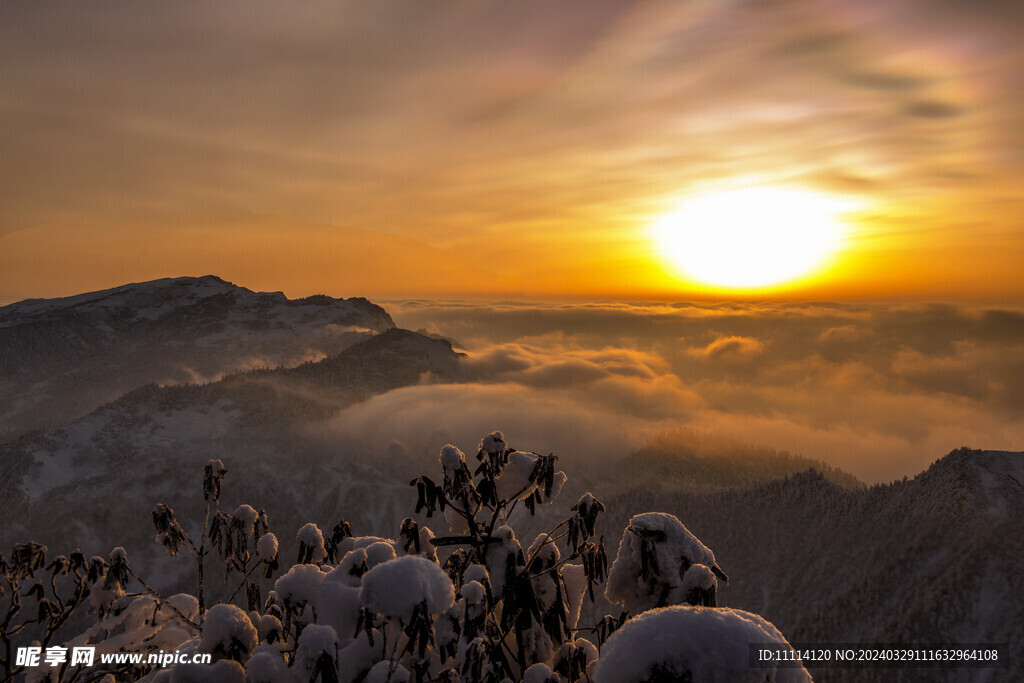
[296,523,327,565]
[69,593,199,657]
[273,563,325,625]
[593,605,810,682]
[291,623,339,682]
[198,604,257,663]
[605,511,728,614]
[244,644,290,682]
[359,555,455,621]
[3,431,806,682]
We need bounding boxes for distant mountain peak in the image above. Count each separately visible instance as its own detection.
[919,447,1024,514]
[0,275,396,331]
[0,276,398,327]
[0,277,397,439]
[921,446,1024,480]
[294,327,464,383]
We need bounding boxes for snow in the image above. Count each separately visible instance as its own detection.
[527,533,560,568]
[327,538,401,585]
[538,471,567,504]
[292,624,339,683]
[594,606,810,683]
[256,533,278,561]
[606,511,725,614]
[494,451,540,501]
[561,563,588,630]
[67,594,199,662]
[682,564,717,591]
[556,638,598,670]
[333,548,369,587]
[527,533,561,612]
[463,563,489,587]
[250,614,286,651]
[480,431,506,455]
[364,541,397,568]
[171,594,202,620]
[489,450,566,504]
[297,523,327,563]
[274,564,327,614]
[360,555,455,621]
[0,277,393,339]
[167,659,246,682]
[337,631,384,683]
[681,563,719,606]
[0,276,237,326]
[523,663,558,683]
[461,579,486,605]
[435,605,460,655]
[335,535,397,559]
[20,417,111,499]
[483,524,521,596]
[572,492,604,533]
[244,644,290,682]
[440,444,466,472]
[199,604,258,663]
[414,525,437,562]
[443,503,470,534]
[88,576,125,615]
[365,660,411,683]
[233,505,259,537]
[314,581,362,648]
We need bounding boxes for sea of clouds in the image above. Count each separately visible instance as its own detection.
[322,300,1024,484]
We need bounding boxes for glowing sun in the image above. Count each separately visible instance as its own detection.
[651,185,850,289]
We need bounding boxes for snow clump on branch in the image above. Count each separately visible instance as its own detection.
[359,555,455,621]
[594,605,810,682]
[606,511,728,614]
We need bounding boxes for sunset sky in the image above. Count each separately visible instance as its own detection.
[3,0,1023,303]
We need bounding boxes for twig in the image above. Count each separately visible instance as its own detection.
[127,568,201,632]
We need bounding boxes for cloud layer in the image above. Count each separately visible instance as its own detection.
[325,300,1024,483]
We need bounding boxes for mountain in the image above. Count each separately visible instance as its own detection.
[0,328,463,581]
[598,448,1024,682]
[618,431,865,492]
[0,276,395,441]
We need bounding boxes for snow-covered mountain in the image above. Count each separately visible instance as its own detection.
[602,447,1024,682]
[0,328,463,581]
[0,276,395,440]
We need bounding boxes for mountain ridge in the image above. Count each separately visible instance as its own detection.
[0,276,396,441]
[599,448,1024,681]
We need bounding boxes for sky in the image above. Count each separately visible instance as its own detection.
[2,0,1024,302]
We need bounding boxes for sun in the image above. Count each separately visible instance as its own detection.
[651,185,851,290]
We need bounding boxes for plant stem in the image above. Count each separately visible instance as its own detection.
[128,567,202,631]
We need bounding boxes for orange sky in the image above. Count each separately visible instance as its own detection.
[2,0,1023,303]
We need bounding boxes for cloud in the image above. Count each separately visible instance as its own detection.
[462,342,666,387]
[687,336,766,361]
[2,0,1023,301]
[364,300,1024,483]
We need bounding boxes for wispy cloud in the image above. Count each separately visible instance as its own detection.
[2,0,1023,299]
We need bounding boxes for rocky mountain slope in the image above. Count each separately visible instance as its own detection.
[0,276,395,440]
[0,328,462,580]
